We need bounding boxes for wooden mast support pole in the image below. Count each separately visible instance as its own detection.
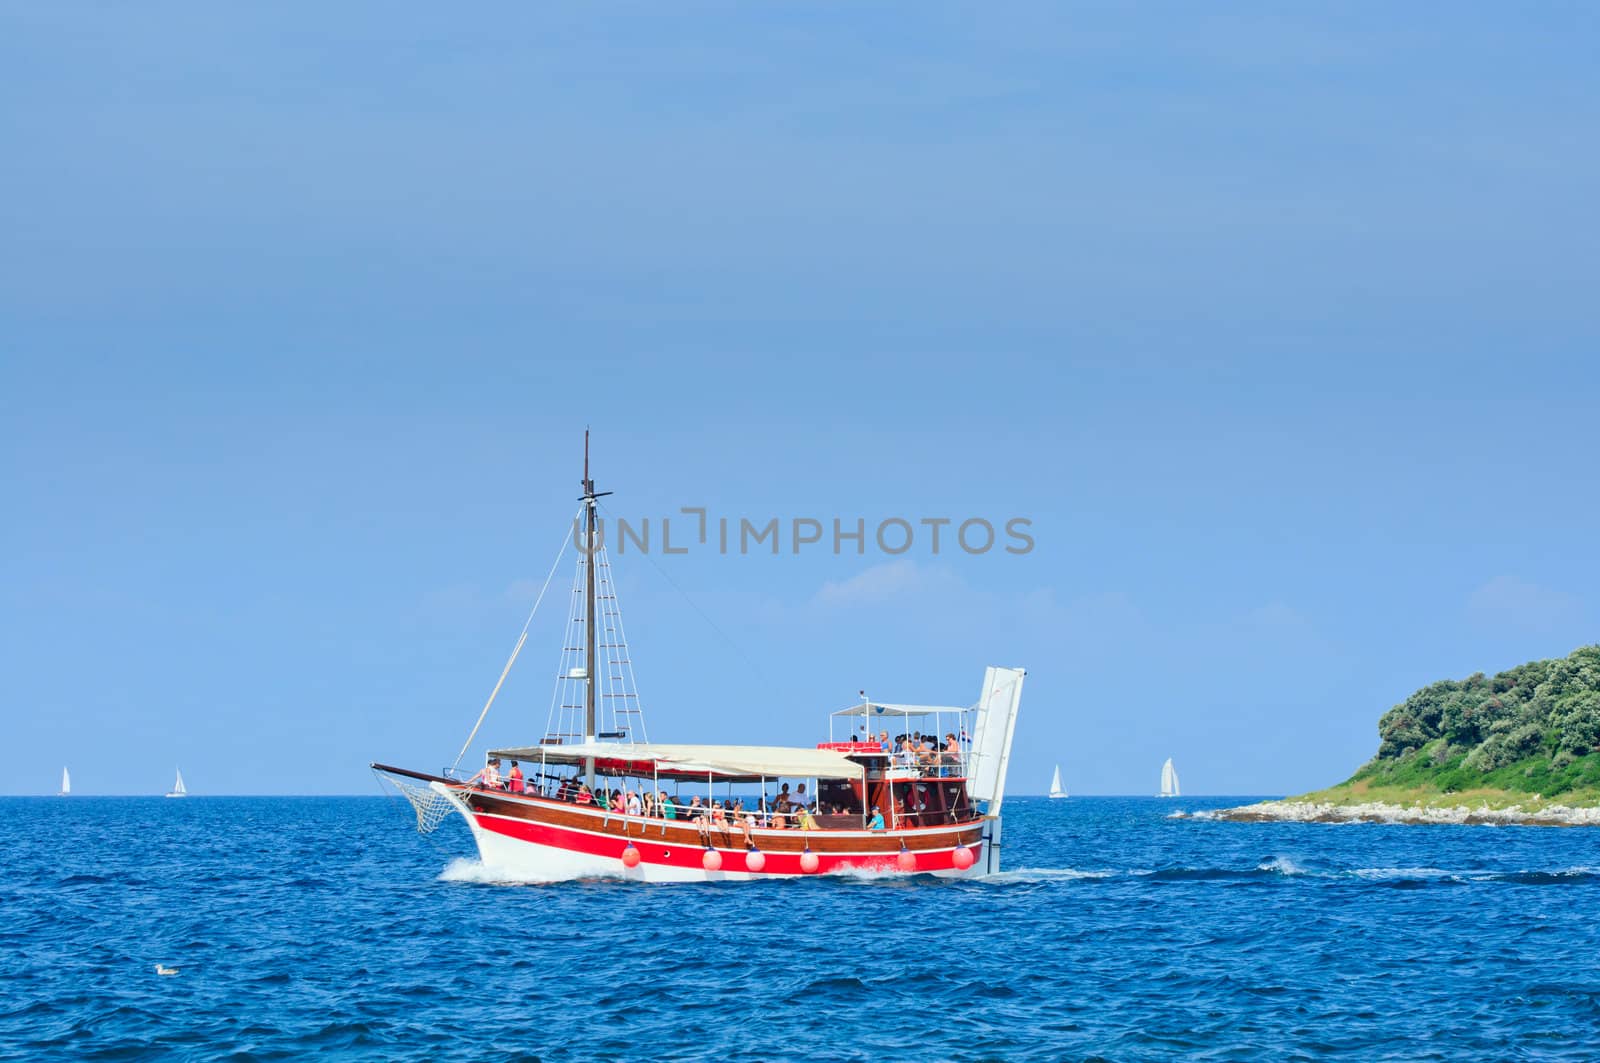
[583,429,598,790]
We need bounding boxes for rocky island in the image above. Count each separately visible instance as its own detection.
[1219,645,1600,827]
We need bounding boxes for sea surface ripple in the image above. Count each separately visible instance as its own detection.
[4,795,1599,1061]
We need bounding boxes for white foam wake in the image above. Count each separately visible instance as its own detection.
[436,857,602,885]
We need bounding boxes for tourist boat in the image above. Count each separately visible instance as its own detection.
[166,769,187,799]
[1159,757,1180,798]
[58,767,70,797]
[373,439,1025,881]
[1048,764,1067,799]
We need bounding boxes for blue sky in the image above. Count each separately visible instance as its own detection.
[2,4,1596,795]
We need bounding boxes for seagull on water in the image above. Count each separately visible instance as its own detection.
[155,964,178,976]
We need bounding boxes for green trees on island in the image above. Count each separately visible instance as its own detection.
[1348,645,1600,800]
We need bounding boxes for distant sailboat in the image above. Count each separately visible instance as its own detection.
[59,767,71,797]
[1159,757,1180,798]
[1048,764,1068,799]
[166,769,188,799]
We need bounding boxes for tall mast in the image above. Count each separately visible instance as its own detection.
[578,429,611,789]
[582,430,597,746]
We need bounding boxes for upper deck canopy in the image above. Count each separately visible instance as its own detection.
[833,702,967,719]
[487,742,865,782]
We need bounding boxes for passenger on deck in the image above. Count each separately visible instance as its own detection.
[626,789,643,816]
[776,783,791,808]
[556,777,573,802]
[474,758,503,789]
[867,806,885,831]
[610,790,626,814]
[894,740,915,769]
[797,805,817,831]
[794,783,808,808]
[739,811,755,848]
[878,730,891,753]
[506,761,524,792]
[770,806,787,830]
[687,796,704,821]
[575,783,595,805]
[660,792,678,819]
[943,734,962,776]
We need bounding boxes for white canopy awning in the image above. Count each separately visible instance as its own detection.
[487,742,864,781]
[833,702,968,718]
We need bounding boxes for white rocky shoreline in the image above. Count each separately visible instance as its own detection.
[1209,799,1600,828]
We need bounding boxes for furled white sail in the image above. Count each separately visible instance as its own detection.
[1160,758,1180,798]
[965,666,1026,816]
[167,769,187,798]
[60,767,71,796]
[1048,765,1067,799]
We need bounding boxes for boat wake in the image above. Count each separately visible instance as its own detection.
[983,867,1118,884]
[436,857,594,886]
[965,862,1600,887]
[435,855,1600,888]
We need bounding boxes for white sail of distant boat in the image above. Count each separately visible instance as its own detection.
[1159,757,1180,798]
[59,767,71,797]
[1048,764,1067,799]
[166,769,187,799]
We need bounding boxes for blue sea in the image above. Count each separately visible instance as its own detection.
[5,795,1600,1061]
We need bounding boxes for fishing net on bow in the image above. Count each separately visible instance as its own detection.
[378,773,458,834]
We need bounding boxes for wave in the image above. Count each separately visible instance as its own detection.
[1473,868,1600,886]
[987,867,1118,883]
[1257,856,1308,876]
[435,858,596,886]
[1138,866,1276,882]
[1347,866,1456,881]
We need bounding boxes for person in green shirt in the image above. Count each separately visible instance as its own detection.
[659,792,678,819]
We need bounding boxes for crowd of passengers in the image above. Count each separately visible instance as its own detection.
[869,730,964,777]
[470,757,960,834]
[468,728,963,798]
